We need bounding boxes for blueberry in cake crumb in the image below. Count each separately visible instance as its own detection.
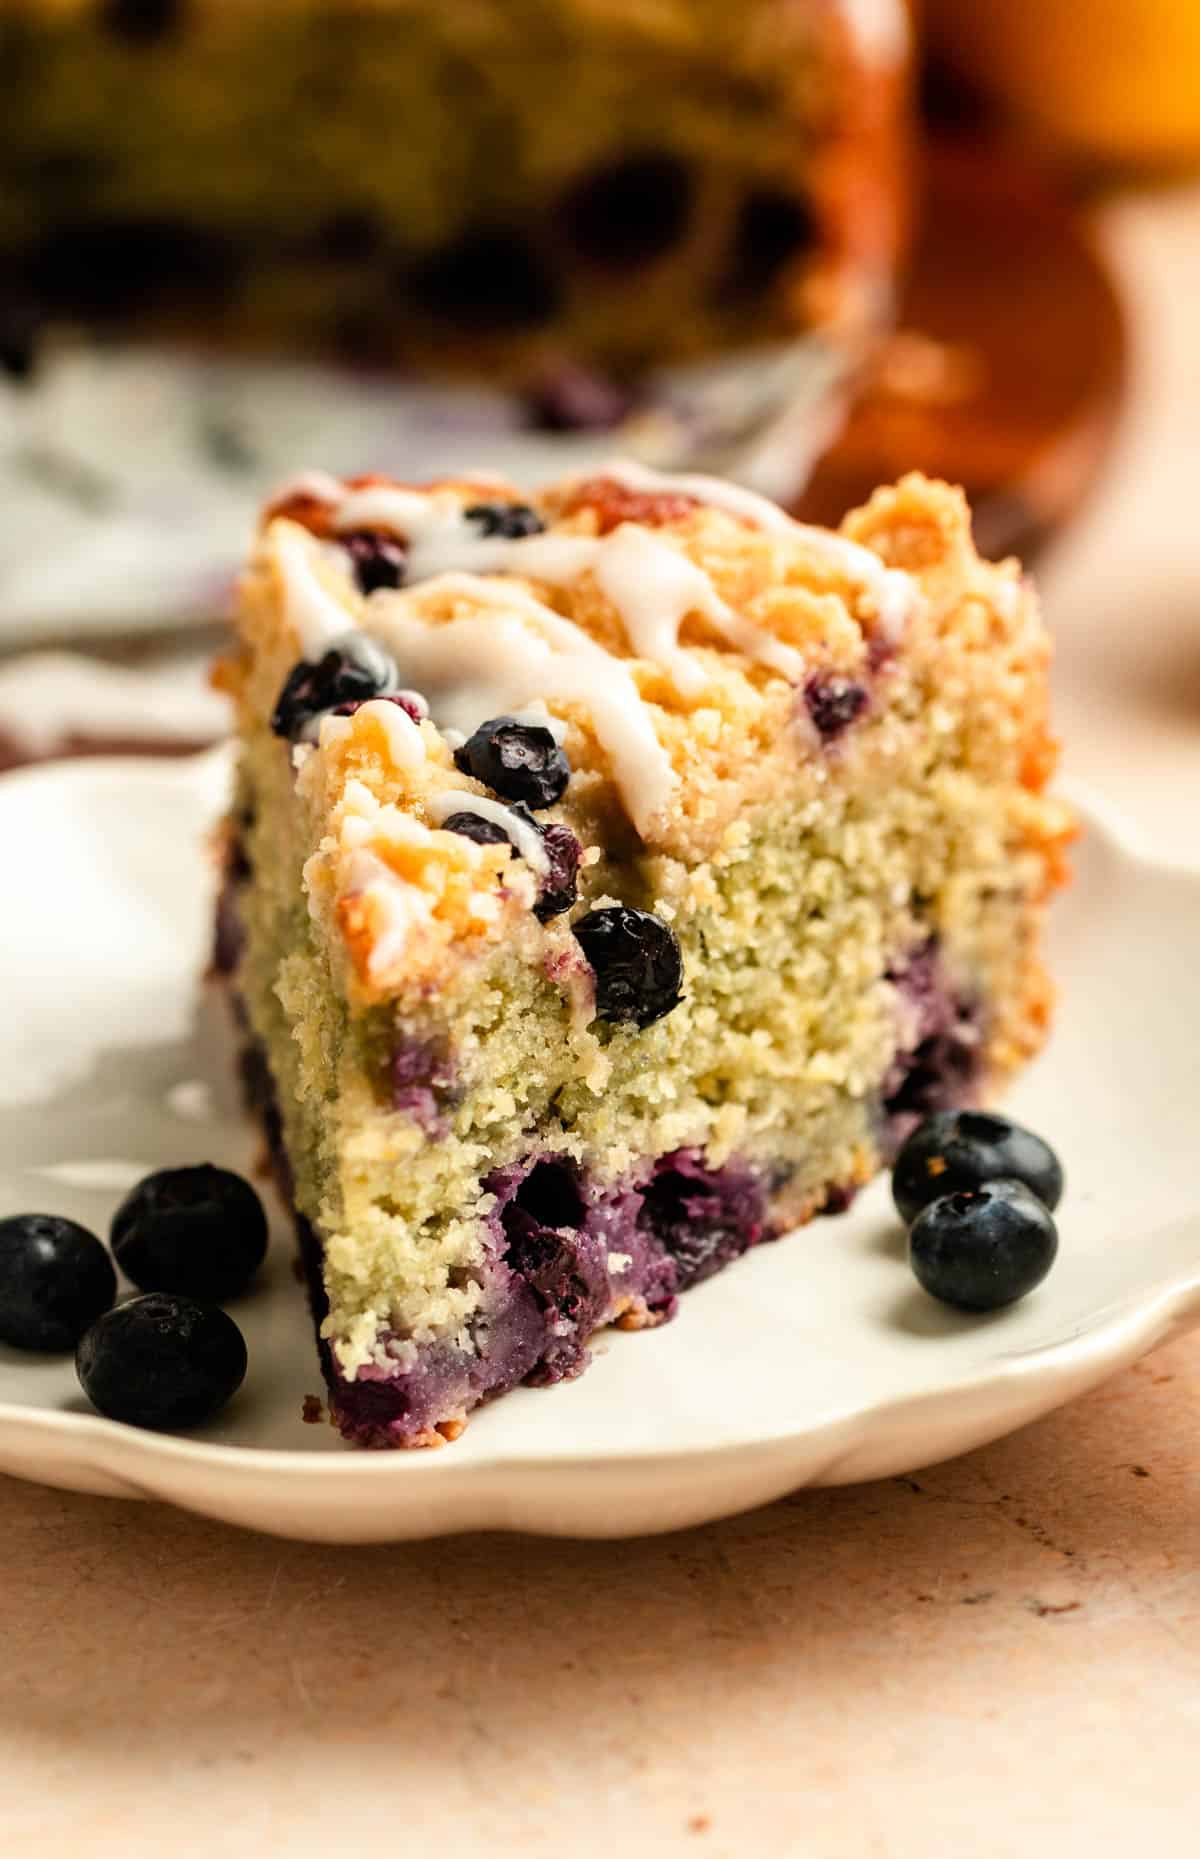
[111,1164,268,1303]
[463,501,546,540]
[271,637,398,739]
[75,1293,248,1430]
[443,808,581,920]
[909,1180,1058,1312]
[441,811,511,849]
[533,823,581,921]
[0,1213,116,1352]
[389,1038,454,1128]
[454,716,570,808]
[343,530,407,594]
[640,1153,767,1290]
[804,673,869,740]
[573,907,684,1028]
[893,1111,1064,1227]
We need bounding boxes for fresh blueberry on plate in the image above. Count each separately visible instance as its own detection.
[76,1293,248,1430]
[573,906,684,1028]
[111,1164,268,1303]
[909,1179,1058,1313]
[0,1213,116,1352]
[454,716,571,809]
[892,1110,1063,1227]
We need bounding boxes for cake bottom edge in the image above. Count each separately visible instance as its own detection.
[233,1031,882,1450]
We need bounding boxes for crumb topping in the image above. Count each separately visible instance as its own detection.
[237,465,1058,1006]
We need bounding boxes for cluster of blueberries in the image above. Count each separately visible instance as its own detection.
[0,1166,268,1429]
[892,1110,1062,1311]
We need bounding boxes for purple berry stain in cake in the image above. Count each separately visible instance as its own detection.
[638,1149,768,1291]
[882,939,982,1153]
[318,1145,778,1445]
[388,1038,455,1136]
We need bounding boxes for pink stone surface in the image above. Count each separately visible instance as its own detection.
[3,181,1200,1857]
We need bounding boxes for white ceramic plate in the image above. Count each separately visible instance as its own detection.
[0,751,1197,1542]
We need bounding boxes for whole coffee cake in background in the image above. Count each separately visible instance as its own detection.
[1,0,908,386]
[214,461,1073,1446]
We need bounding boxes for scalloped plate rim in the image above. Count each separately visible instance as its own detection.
[0,753,1197,1540]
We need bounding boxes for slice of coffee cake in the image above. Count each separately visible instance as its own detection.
[214,463,1072,1445]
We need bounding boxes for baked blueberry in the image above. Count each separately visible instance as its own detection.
[76,1294,247,1430]
[0,1213,116,1352]
[441,811,512,849]
[892,1110,1063,1227]
[342,530,406,594]
[454,716,570,808]
[270,636,398,739]
[533,823,581,921]
[442,809,580,920]
[804,674,868,740]
[111,1164,268,1303]
[463,501,546,540]
[573,906,683,1028]
[909,1179,1058,1312]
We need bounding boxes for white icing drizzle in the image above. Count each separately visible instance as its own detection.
[509,705,567,745]
[791,530,916,643]
[426,790,550,876]
[598,458,800,534]
[265,463,922,838]
[380,517,804,697]
[369,576,675,834]
[271,527,355,656]
[340,850,423,980]
[332,486,529,584]
[346,697,427,771]
[599,458,917,640]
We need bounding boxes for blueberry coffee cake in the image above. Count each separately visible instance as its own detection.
[2,0,907,384]
[213,462,1072,1445]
